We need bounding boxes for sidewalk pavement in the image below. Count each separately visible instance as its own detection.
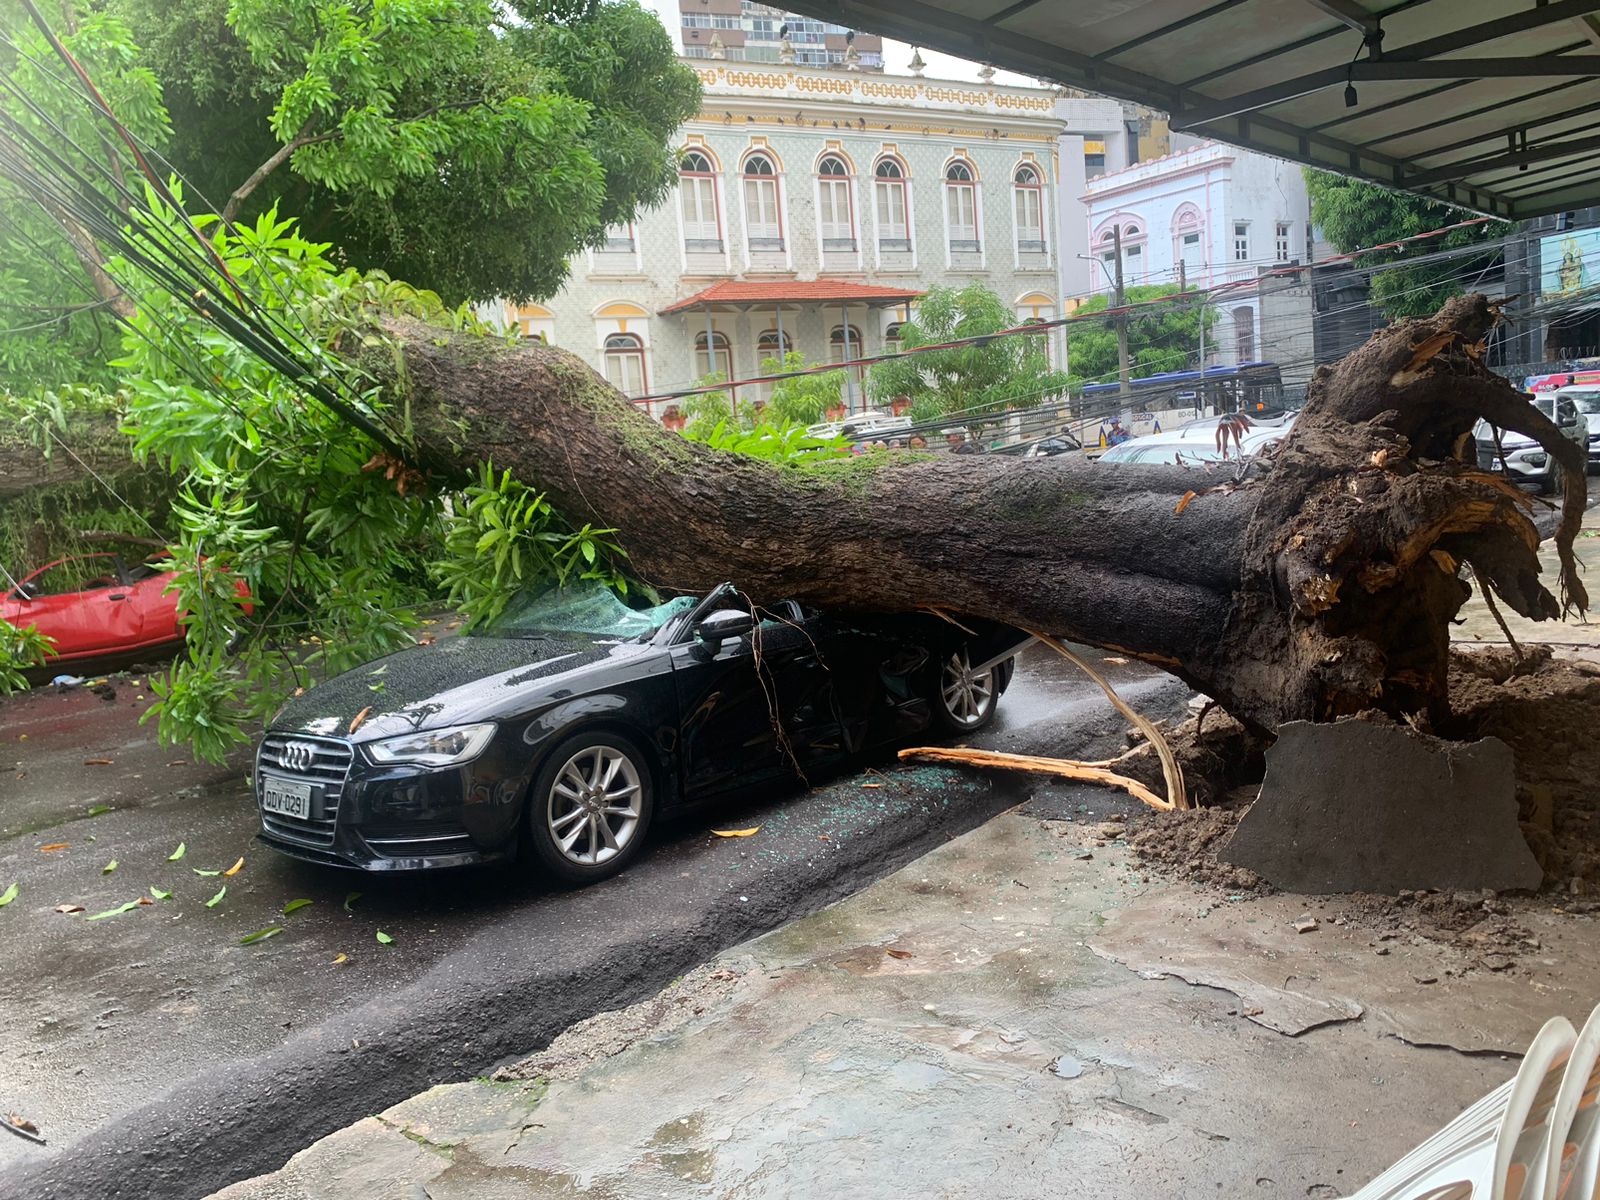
[210,794,1600,1200]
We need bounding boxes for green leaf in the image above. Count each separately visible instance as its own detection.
[239,926,284,945]
[0,882,17,907]
[193,868,221,877]
[205,885,227,908]
[149,886,172,901]
[283,898,313,915]
[87,805,113,817]
[344,890,362,911]
[86,900,141,921]
[102,859,118,874]
[168,843,187,861]
[375,930,393,945]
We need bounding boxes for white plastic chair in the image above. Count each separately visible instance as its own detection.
[1540,1003,1600,1199]
[1348,1015,1577,1200]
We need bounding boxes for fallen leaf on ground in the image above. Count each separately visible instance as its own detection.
[1174,490,1197,515]
[86,805,112,817]
[135,897,153,907]
[239,927,283,946]
[885,948,914,960]
[204,886,227,908]
[6,1113,40,1134]
[86,900,141,920]
[0,883,17,907]
[167,843,186,861]
[101,860,118,874]
[54,904,84,914]
[193,868,221,877]
[375,930,393,945]
[283,898,312,915]
[39,843,68,853]
[331,953,349,965]
[82,758,112,766]
[349,706,372,734]
[344,891,362,911]
[149,887,171,901]
[1103,656,1129,665]
[222,856,245,877]
[710,827,760,838]
[861,783,882,789]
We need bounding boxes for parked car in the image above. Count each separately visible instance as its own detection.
[255,583,1030,884]
[1474,393,1590,493]
[1552,385,1600,473]
[1096,412,1298,466]
[2,553,191,670]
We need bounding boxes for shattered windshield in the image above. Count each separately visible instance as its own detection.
[474,582,697,641]
[1562,390,1600,416]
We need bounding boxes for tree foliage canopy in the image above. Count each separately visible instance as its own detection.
[865,284,1068,427]
[106,0,701,303]
[1064,285,1214,391]
[1305,170,1506,320]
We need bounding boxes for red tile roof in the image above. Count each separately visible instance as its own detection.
[659,279,923,315]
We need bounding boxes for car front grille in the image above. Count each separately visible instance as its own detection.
[256,733,354,848]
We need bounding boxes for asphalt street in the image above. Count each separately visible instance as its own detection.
[0,645,1189,1200]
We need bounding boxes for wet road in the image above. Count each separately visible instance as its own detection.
[0,645,1190,1199]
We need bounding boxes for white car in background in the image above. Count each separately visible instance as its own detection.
[1474,393,1590,493]
[1553,385,1600,473]
[1097,412,1298,467]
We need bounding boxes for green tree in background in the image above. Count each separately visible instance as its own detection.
[1306,170,1506,320]
[866,284,1068,430]
[108,0,701,303]
[1065,286,1215,392]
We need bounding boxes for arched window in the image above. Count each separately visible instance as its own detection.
[756,329,793,363]
[742,152,783,250]
[873,156,910,251]
[679,150,721,249]
[829,324,863,363]
[884,321,904,353]
[1122,223,1144,281]
[1172,205,1204,283]
[695,330,733,379]
[945,159,978,251]
[817,154,855,249]
[1013,163,1045,254]
[603,333,647,396]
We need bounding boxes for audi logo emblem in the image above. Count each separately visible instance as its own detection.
[280,741,319,772]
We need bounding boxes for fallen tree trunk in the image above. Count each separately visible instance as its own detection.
[381,293,1585,735]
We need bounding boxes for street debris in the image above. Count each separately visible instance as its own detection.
[239,927,284,946]
[284,899,313,915]
[38,843,68,853]
[101,860,117,874]
[167,842,186,861]
[223,856,245,877]
[901,632,1186,813]
[53,904,83,914]
[2,1112,44,1145]
[1293,915,1319,934]
[0,883,16,907]
[82,758,112,766]
[710,827,760,838]
[204,886,227,908]
[376,931,394,945]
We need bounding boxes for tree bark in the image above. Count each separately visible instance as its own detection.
[381,293,1584,735]
[0,411,134,501]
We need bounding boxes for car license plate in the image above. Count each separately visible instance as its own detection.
[261,777,313,819]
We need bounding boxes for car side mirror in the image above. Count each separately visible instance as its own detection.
[14,582,38,601]
[1560,411,1579,428]
[696,608,754,647]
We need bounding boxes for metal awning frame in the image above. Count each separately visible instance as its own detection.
[786,0,1600,219]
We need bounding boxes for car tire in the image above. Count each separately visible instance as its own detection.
[930,646,1001,735]
[524,731,654,886]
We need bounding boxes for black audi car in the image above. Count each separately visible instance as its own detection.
[255,583,1029,884]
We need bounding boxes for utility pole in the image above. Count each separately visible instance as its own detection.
[1180,258,1205,414]
[1113,223,1131,397]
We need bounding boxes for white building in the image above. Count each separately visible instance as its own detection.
[508,58,1068,421]
[1053,92,1146,302]
[1082,142,1312,373]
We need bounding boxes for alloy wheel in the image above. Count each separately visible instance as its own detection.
[546,745,643,866]
[941,648,997,727]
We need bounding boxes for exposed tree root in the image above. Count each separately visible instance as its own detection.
[896,745,1175,812]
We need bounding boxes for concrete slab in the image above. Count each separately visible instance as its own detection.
[209,813,1592,1200]
[1221,721,1543,894]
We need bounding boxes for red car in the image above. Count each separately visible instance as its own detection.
[1,553,237,670]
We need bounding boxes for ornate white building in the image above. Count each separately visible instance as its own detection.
[505,58,1067,419]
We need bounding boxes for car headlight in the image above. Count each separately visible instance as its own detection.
[1513,450,1549,467]
[366,723,497,767]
